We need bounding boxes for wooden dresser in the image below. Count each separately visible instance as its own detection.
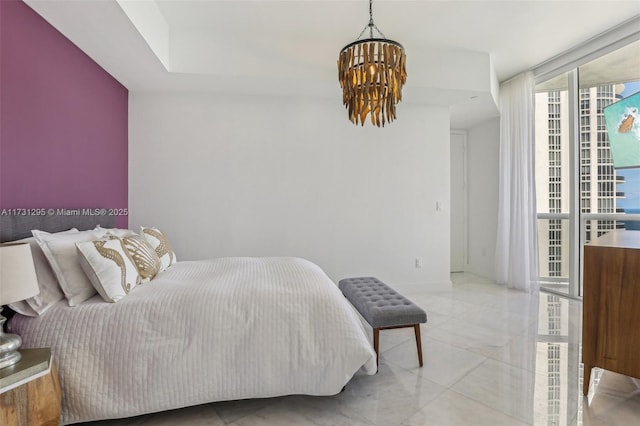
[0,348,61,426]
[582,229,640,395]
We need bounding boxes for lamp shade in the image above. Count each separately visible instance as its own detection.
[0,243,40,305]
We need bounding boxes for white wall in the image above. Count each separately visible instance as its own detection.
[466,118,500,280]
[129,93,452,289]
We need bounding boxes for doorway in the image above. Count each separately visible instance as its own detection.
[450,131,468,272]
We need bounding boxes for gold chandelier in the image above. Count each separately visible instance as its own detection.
[337,0,407,127]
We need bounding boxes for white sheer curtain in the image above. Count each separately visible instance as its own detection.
[495,72,539,292]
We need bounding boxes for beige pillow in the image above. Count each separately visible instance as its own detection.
[140,227,177,272]
[76,236,141,303]
[32,228,107,306]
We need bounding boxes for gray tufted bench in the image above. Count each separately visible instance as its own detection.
[338,277,427,368]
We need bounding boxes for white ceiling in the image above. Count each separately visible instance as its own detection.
[25,0,640,128]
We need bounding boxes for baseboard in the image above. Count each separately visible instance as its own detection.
[391,280,452,293]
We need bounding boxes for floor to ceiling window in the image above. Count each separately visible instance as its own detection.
[535,72,571,294]
[534,40,640,297]
[533,39,639,425]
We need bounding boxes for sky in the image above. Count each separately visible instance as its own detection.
[621,81,640,98]
[617,169,640,210]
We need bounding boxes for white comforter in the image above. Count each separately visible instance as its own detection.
[10,257,376,424]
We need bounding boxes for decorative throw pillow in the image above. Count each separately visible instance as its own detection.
[32,229,108,306]
[140,227,176,272]
[8,230,77,316]
[121,234,161,281]
[76,236,141,303]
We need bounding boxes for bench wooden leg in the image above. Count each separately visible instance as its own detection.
[373,328,380,369]
[583,364,592,396]
[414,324,423,367]
[375,324,425,368]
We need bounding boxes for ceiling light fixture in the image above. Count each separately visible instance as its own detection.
[337,0,407,127]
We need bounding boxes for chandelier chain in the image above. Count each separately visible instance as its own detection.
[369,0,373,38]
[356,0,387,40]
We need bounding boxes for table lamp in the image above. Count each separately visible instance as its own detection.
[0,243,40,369]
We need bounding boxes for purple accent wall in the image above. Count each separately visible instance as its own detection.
[0,0,128,227]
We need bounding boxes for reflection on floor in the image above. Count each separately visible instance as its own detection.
[82,273,640,426]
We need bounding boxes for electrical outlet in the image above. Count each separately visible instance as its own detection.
[415,258,423,268]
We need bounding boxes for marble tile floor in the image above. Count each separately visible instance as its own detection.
[82,273,640,426]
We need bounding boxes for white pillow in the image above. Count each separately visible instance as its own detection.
[8,230,78,316]
[32,228,107,306]
[76,236,141,303]
[140,227,177,272]
[9,299,38,317]
[94,226,135,238]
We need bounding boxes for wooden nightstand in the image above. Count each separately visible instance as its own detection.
[0,348,61,426]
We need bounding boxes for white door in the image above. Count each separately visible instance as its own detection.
[450,131,467,272]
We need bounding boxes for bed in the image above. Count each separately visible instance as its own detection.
[1,212,376,424]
